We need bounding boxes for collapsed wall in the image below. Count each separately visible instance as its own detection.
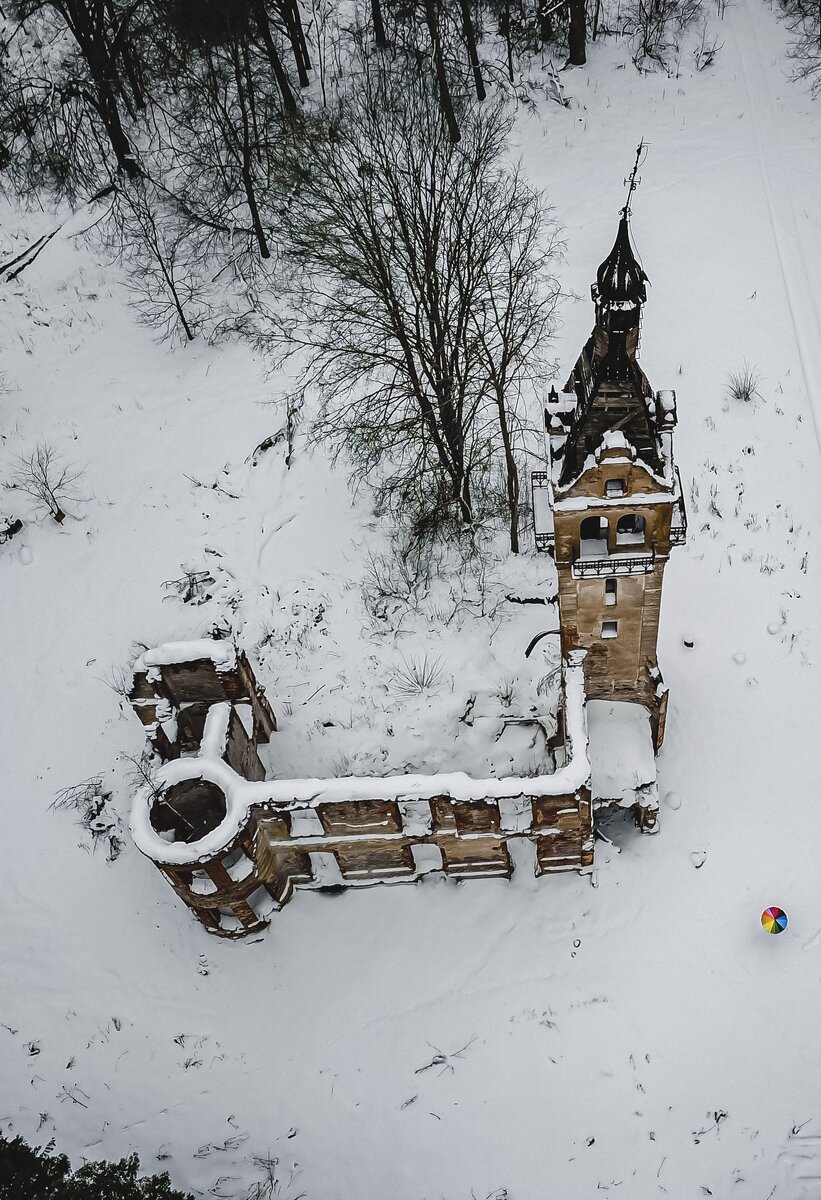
[127,641,594,937]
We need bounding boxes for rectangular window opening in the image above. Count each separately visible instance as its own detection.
[605,579,617,606]
[602,620,618,640]
[605,478,626,498]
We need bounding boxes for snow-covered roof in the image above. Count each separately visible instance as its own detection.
[587,700,656,804]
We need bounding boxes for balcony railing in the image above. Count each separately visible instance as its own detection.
[531,471,554,551]
[573,550,656,578]
[670,466,688,546]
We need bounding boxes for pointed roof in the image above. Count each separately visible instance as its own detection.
[595,216,649,306]
[557,343,661,485]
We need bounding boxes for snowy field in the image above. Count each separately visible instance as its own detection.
[3,0,821,1195]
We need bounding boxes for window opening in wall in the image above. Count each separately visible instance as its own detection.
[616,513,646,545]
[606,478,626,497]
[605,579,617,606]
[309,851,343,886]
[602,620,618,639]
[247,885,276,922]
[223,849,254,883]
[580,515,608,559]
[189,869,218,896]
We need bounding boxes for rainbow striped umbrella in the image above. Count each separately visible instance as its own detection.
[761,906,788,934]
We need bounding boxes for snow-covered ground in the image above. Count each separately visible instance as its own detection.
[3,0,821,1195]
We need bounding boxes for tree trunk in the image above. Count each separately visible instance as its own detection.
[568,0,587,64]
[494,389,520,552]
[57,0,140,174]
[293,0,311,71]
[283,0,310,84]
[104,0,145,110]
[538,0,554,41]
[97,84,140,175]
[502,0,514,81]
[154,246,195,340]
[276,0,309,85]
[371,0,388,47]
[458,0,485,100]
[592,0,601,40]
[254,0,297,112]
[232,52,270,258]
[423,0,460,143]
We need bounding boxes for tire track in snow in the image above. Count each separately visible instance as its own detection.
[731,0,821,452]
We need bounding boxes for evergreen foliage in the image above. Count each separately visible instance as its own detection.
[0,1135,193,1200]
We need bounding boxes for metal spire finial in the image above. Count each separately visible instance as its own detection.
[621,140,648,218]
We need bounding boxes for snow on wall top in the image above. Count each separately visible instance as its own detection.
[129,651,591,866]
[136,639,237,673]
[552,440,675,495]
[600,431,632,452]
[200,702,231,760]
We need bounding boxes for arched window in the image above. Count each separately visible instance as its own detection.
[579,516,608,560]
[616,514,646,545]
[580,515,608,542]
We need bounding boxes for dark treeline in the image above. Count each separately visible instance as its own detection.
[0,0,582,214]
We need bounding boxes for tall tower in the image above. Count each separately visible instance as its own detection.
[533,180,686,750]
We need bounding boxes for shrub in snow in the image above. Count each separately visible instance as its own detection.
[619,0,705,72]
[0,514,23,543]
[779,0,821,98]
[10,442,86,524]
[727,363,762,404]
[692,22,723,69]
[389,653,444,696]
[0,1135,192,1199]
[51,775,124,862]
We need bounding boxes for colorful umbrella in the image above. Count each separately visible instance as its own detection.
[761,906,788,934]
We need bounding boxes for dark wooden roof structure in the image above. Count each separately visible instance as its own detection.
[557,214,662,486]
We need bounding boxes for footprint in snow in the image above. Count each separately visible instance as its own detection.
[19,545,33,565]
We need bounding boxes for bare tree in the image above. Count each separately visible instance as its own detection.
[101,182,207,342]
[155,3,275,259]
[472,167,561,551]
[620,0,702,71]
[268,52,560,550]
[12,442,86,522]
[779,0,821,95]
[3,0,141,184]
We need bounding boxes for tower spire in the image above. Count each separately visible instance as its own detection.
[621,139,648,218]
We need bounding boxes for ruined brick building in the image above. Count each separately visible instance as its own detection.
[126,207,684,936]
